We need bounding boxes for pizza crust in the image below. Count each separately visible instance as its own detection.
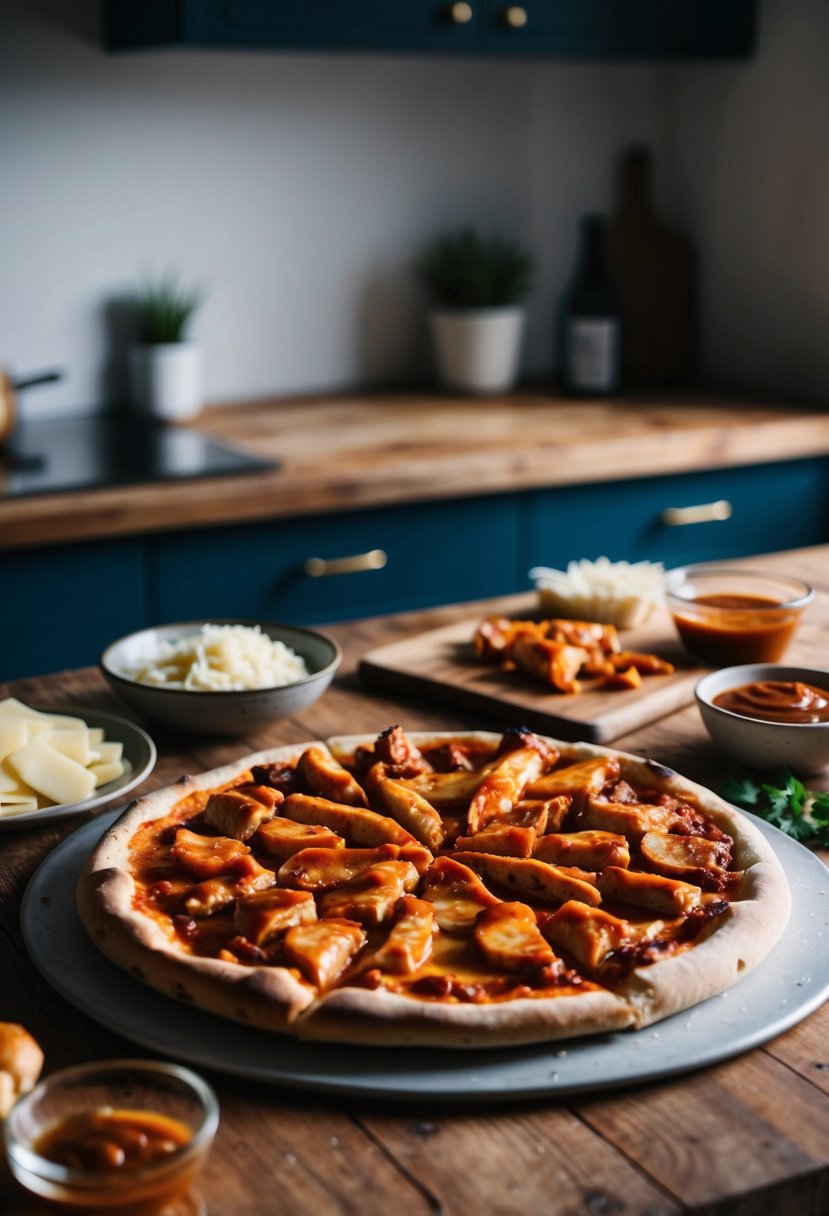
[77,744,321,1034]
[618,849,791,1028]
[76,730,792,1048]
[295,982,635,1048]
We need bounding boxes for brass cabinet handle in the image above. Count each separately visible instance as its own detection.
[503,5,528,28]
[448,2,473,24]
[304,549,388,578]
[661,500,733,527]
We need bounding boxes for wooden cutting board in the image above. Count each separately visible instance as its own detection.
[358,603,704,743]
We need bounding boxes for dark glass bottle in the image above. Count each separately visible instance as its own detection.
[558,214,623,397]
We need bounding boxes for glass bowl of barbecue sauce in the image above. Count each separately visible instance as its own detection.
[696,664,829,773]
[3,1060,218,1214]
[665,567,814,666]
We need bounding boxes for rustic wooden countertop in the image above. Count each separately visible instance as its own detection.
[4,387,829,551]
[2,543,829,1214]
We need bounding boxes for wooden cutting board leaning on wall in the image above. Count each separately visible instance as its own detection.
[607,145,696,387]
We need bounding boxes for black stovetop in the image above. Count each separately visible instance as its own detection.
[0,414,277,498]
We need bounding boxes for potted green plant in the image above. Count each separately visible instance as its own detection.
[127,274,205,421]
[419,227,535,394]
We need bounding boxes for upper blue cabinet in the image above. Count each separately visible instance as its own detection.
[105,1,758,59]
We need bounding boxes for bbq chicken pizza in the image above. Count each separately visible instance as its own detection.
[77,726,791,1047]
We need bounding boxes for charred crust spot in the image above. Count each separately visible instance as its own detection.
[497,726,557,764]
[498,724,529,744]
[129,966,145,979]
[176,775,193,786]
[645,759,675,779]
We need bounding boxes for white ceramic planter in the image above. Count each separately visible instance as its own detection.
[429,306,527,395]
[129,342,203,422]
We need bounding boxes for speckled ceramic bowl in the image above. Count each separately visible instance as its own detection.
[100,619,341,736]
[695,663,829,774]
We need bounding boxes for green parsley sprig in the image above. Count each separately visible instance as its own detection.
[720,767,829,845]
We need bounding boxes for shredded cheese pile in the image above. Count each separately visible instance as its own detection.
[126,624,309,692]
[530,557,665,629]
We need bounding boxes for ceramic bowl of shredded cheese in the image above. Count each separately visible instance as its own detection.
[101,621,341,735]
[530,557,666,629]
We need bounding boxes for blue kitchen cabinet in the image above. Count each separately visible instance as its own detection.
[105,0,757,58]
[4,456,828,682]
[525,458,829,572]
[483,0,756,57]
[151,494,524,624]
[153,457,829,629]
[2,538,150,682]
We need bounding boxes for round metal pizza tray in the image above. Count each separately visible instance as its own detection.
[21,808,829,1103]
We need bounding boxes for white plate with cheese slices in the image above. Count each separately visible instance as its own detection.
[0,699,156,831]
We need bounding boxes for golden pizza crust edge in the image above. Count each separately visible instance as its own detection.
[295,982,635,1048]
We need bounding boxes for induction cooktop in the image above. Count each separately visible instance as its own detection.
[0,414,278,498]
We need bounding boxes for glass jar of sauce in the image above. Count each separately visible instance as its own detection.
[713,680,829,724]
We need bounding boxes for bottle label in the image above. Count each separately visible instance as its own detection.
[567,318,620,392]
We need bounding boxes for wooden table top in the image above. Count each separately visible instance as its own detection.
[5,386,829,551]
[2,543,829,1215]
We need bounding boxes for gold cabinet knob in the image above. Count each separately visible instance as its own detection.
[504,6,528,28]
[448,2,473,24]
[661,500,733,527]
[304,549,388,578]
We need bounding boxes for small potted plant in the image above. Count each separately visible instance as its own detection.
[419,227,535,394]
[127,274,205,421]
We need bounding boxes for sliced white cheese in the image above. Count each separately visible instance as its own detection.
[8,735,96,806]
[0,794,39,816]
[0,698,86,731]
[89,760,126,788]
[42,728,95,767]
[0,697,39,719]
[92,740,123,766]
[0,719,28,761]
[0,759,39,797]
[0,700,128,810]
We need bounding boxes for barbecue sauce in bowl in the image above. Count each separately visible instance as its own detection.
[34,1108,191,1173]
[713,680,829,724]
[23,1107,201,1213]
[669,593,803,665]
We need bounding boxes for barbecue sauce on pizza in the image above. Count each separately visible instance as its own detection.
[123,725,744,1007]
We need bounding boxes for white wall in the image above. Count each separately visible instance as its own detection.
[6,1,825,420]
[0,1,670,418]
[671,0,829,404]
